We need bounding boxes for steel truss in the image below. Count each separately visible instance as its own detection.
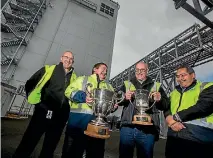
[1,0,47,82]
[109,24,213,95]
[173,0,213,28]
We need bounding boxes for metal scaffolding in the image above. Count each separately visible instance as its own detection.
[173,0,213,28]
[1,0,47,82]
[109,24,213,138]
[110,24,213,94]
[1,0,48,119]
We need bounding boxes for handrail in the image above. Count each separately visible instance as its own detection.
[2,0,46,78]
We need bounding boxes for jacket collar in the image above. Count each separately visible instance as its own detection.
[90,74,105,83]
[131,76,154,86]
[175,79,198,93]
[58,62,74,74]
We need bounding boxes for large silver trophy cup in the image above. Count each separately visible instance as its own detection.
[84,84,124,139]
[132,89,155,125]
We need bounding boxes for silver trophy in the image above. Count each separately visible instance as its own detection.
[132,89,156,125]
[91,88,124,126]
[84,83,124,138]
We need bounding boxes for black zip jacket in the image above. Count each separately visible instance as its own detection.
[25,62,74,112]
[119,76,169,138]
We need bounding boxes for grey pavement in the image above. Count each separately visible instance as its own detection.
[1,117,166,158]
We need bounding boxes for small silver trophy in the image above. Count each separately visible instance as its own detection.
[132,89,156,125]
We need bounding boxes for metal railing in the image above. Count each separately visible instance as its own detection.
[1,0,47,81]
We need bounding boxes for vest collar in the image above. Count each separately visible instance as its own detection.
[132,76,153,86]
[90,74,105,83]
[58,62,74,74]
[176,80,198,93]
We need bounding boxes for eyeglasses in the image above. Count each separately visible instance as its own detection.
[176,73,189,78]
[135,68,147,74]
[62,56,74,61]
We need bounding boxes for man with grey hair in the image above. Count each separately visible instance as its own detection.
[118,61,169,158]
[165,64,213,158]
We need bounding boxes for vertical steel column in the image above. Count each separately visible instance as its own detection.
[158,50,168,138]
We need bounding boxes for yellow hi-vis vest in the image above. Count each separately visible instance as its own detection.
[65,74,114,115]
[124,80,161,92]
[170,81,213,129]
[27,65,77,105]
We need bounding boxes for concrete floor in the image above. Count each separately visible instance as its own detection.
[1,117,166,158]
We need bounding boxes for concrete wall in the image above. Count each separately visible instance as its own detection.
[10,0,119,87]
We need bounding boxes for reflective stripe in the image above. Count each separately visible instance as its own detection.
[82,76,88,91]
[200,82,208,92]
[151,82,161,92]
[70,90,78,101]
[127,80,131,91]
[106,83,110,90]
[70,108,93,115]
[77,103,83,109]
[185,118,213,129]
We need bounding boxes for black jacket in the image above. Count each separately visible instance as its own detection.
[167,80,213,143]
[25,62,74,112]
[119,76,169,137]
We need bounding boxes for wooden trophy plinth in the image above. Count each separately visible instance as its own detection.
[84,123,110,139]
[132,114,153,125]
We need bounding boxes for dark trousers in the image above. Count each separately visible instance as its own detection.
[165,136,213,158]
[61,131,105,158]
[119,126,155,158]
[13,105,69,158]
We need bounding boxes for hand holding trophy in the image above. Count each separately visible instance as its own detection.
[131,88,162,125]
[84,83,125,139]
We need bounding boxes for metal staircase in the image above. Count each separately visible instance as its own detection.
[1,0,47,81]
[1,0,48,119]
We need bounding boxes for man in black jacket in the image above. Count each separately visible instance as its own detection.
[165,65,213,158]
[13,51,77,158]
[118,61,169,158]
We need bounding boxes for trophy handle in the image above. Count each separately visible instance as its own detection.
[147,91,159,110]
[84,83,93,97]
[84,83,94,107]
[114,91,125,104]
[130,91,156,111]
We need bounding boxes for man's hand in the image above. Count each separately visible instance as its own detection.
[150,92,161,102]
[166,115,185,132]
[114,104,119,109]
[166,115,176,126]
[125,91,134,100]
[86,96,93,104]
[170,122,186,132]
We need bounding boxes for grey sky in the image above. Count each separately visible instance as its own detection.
[110,0,213,81]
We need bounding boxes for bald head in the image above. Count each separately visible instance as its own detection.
[136,62,148,69]
[62,51,73,57]
[135,61,148,81]
[61,51,74,71]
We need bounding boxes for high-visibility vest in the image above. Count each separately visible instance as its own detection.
[27,65,77,104]
[68,74,114,115]
[124,80,161,92]
[170,81,213,129]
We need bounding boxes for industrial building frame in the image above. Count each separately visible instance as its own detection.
[110,24,213,95]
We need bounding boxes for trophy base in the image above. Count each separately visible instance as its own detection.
[84,123,110,139]
[132,115,153,125]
